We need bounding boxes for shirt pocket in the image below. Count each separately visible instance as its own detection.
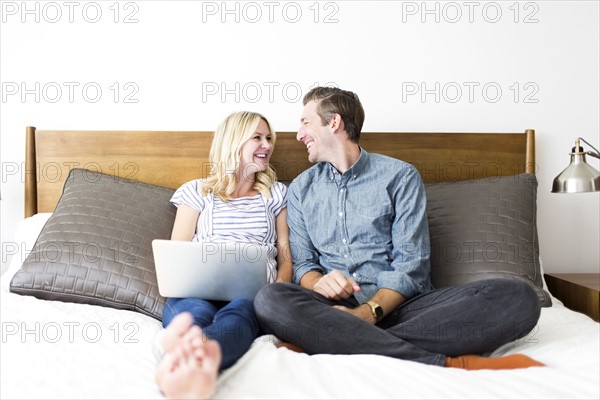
[352,204,394,244]
[303,202,338,248]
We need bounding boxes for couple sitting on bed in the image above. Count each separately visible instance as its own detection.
[155,87,544,399]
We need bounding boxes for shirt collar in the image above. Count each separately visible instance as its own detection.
[326,147,369,182]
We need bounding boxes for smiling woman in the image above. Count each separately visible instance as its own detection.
[201,112,279,201]
[154,110,293,398]
[237,119,274,192]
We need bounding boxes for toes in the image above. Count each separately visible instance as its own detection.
[179,325,204,355]
[202,340,222,372]
[156,352,178,387]
[158,349,217,400]
[170,312,194,335]
[162,312,194,351]
[184,324,204,344]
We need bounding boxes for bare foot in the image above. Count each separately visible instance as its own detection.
[156,316,222,399]
[161,312,197,353]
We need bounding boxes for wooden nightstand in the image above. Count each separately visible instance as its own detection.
[544,273,599,322]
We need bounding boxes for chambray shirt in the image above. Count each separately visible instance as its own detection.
[287,148,433,304]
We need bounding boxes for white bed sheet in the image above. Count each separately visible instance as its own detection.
[1,214,599,399]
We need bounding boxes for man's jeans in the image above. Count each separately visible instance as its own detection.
[163,297,259,369]
[254,278,541,366]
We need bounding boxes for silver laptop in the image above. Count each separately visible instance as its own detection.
[152,239,269,301]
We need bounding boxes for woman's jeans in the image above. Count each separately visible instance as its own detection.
[162,297,260,370]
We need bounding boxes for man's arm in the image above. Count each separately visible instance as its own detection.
[335,288,406,324]
[298,271,323,289]
[336,165,430,323]
[288,181,359,299]
[379,165,431,299]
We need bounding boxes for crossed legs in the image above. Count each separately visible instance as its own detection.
[254,278,544,370]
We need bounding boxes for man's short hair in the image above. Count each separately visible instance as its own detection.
[303,87,365,143]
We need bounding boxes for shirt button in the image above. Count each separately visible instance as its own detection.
[342,238,347,243]
[344,254,348,258]
[353,175,356,179]
[340,188,345,192]
[352,273,357,277]
[338,212,343,217]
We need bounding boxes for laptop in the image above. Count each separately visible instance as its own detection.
[152,239,269,301]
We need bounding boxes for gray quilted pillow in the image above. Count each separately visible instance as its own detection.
[10,168,176,320]
[426,173,551,307]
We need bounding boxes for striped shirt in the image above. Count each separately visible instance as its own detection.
[170,179,288,282]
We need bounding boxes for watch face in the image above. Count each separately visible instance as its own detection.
[370,307,377,319]
[367,301,383,321]
[374,305,383,319]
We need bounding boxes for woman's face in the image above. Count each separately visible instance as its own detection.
[239,119,273,178]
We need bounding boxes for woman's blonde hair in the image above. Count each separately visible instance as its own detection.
[202,111,277,201]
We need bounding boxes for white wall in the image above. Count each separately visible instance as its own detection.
[1,1,599,275]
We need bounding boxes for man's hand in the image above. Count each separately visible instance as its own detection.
[333,304,376,324]
[312,270,360,300]
[335,288,409,325]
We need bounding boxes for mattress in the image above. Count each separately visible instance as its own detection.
[1,214,599,399]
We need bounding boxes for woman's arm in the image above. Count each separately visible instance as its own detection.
[275,208,292,283]
[170,204,200,241]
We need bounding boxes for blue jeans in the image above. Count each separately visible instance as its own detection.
[254,278,541,365]
[162,297,260,370]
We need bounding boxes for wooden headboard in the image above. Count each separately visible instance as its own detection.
[25,127,535,217]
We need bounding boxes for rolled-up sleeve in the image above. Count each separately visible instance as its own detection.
[377,167,431,299]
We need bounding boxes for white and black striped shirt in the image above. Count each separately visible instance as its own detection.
[170,179,288,282]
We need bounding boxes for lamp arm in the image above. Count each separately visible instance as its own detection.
[578,137,600,158]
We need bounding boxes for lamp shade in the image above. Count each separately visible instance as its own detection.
[552,152,600,193]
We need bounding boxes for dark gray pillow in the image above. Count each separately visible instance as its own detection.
[426,173,551,307]
[10,168,176,320]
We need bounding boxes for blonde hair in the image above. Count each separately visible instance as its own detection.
[202,111,277,201]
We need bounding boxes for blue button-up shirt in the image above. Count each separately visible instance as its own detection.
[287,148,433,304]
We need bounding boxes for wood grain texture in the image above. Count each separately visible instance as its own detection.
[25,126,38,218]
[25,127,534,217]
[545,273,600,322]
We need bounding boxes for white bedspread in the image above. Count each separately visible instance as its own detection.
[1,214,599,399]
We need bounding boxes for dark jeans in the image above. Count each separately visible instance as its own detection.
[254,278,541,366]
[162,297,260,370]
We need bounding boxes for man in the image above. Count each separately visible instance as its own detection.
[254,86,544,370]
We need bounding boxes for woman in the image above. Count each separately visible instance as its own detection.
[156,111,291,399]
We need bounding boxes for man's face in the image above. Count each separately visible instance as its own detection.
[297,100,332,163]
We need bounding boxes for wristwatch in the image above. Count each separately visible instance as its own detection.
[366,300,383,322]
